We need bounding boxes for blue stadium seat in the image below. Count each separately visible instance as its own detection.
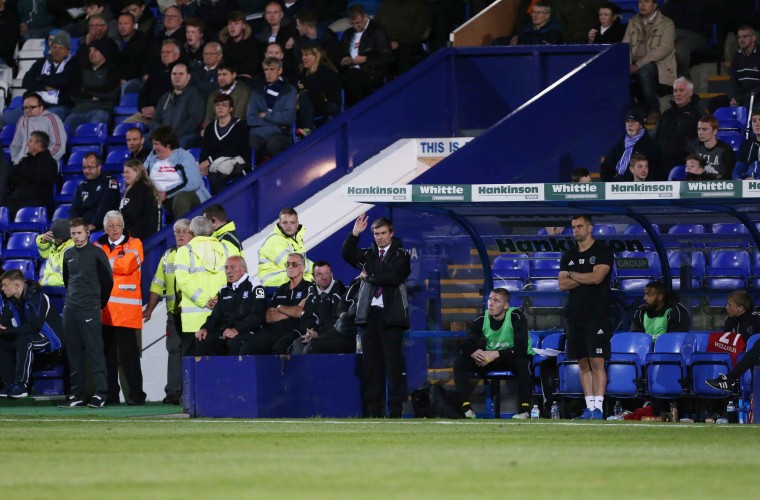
[668,165,685,181]
[2,259,37,280]
[89,230,104,243]
[716,131,743,153]
[4,232,40,260]
[10,206,48,233]
[616,251,661,289]
[6,96,22,110]
[645,332,695,399]
[55,179,81,204]
[556,352,584,398]
[740,334,760,400]
[711,223,748,235]
[68,122,107,148]
[0,206,10,234]
[591,224,616,236]
[528,278,563,308]
[52,204,71,220]
[492,254,530,281]
[705,251,750,287]
[667,224,705,235]
[114,93,139,116]
[617,278,650,292]
[623,223,659,235]
[491,279,524,307]
[713,106,748,131]
[690,332,734,399]
[107,121,146,145]
[188,147,201,161]
[529,251,561,279]
[0,124,15,143]
[69,145,101,154]
[104,148,130,173]
[667,251,705,290]
[606,332,652,398]
[63,151,90,174]
[751,252,760,288]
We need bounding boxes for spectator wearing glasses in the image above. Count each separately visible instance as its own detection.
[74,13,119,68]
[8,91,67,166]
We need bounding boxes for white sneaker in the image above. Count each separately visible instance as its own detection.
[512,412,530,419]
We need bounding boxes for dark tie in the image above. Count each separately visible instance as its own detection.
[374,249,385,298]
[109,243,116,251]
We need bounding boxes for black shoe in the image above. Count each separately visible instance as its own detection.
[162,396,180,405]
[59,395,86,408]
[88,395,106,408]
[706,374,736,393]
[127,399,145,406]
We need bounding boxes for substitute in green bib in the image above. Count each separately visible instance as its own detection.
[453,288,534,419]
[630,281,691,338]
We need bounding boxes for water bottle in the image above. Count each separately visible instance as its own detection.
[738,399,747,425]
[355,333,362,354]
[614,400,623,418]
[530,405,540,419]
[726,400,737,424]
[550,401,560,420]
[669,402,679,423]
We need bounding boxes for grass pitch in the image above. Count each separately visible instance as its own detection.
[0,405,757,499]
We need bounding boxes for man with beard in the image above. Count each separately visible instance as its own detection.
[630,281,691,338]
[202,61,250,126]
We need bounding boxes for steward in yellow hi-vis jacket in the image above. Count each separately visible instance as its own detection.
[36,219,75,287]
[257,208,312,286]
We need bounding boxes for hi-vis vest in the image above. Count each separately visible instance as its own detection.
[99,236,143,329]
[257,223,313,286]
[174,236,229,332]
[483,307,535,354]
[36,236,74,287]
[643,307,671,339]
[150,247,179,314]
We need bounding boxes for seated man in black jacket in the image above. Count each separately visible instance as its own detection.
[0,270,64,398]
[195,256,267,355]
[6,131,58,217]
[600,109,663,181]
[290,260,347,354]
[453,288,535,419]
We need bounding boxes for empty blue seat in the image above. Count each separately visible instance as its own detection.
[714,106,748,131]
[716,131,743,153]
[2,259,37,280]
[529,251,561,279]
[0,124,15,143]
[114,93,139,116]
[104,148,131,173]
[69,145,101,154]
[107,122,145,145]
[591,224,616,236]
[667,224,705,235]
[7,96,22,110]
[751,252,760,288]
[528,279,563,308]
[616,251,661,287]
[89,230,104,243]
[0,206,9,234]
[63,151,91,174]
[606,332,652,398]
[705,251,750,287]
[711,223,748,235]
[492,254,530,281]
[617,278,650,292]
[52,204,71,220]
[10,206,48,233]
[4,232,40,260]
[68,122,107,147]
[667,251,706,289]
[557,352,584,398]
[623,223,659,235]
[645,332,695,398]
[55,179,81,204]
[491,279,524,307]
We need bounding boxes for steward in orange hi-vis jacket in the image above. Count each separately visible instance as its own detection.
[97,233,144,328]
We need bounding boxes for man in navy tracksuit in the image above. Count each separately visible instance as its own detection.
[0,270,63,398]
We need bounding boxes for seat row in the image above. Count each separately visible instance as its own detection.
[557,331,760,402]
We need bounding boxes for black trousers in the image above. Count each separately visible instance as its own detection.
[362,307,406,417]
[453,353,532,408]
[239,327,286,355]
[165,313,182,399]
[0,331,50,387]
[307,331,355,354]
[731,340,760,380]
[102,326,145,404]
[342,68,383,109]
[195,331,253,356]
[63,307,108,400]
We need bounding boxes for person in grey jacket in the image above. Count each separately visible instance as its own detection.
[342,213,411,418]
[152,62,206,149]
[60,218,113,408]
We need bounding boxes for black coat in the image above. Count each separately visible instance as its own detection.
[342,233,411,328]
[7,150,57,210]
[338,20,393,80]
[656,95,707,170]
[300,280,347,333]
[590,18,626,44]
[600,130,664,181]
[120,181,159,241]
[201,276,267,336]
[116,30,150,81]
[22,56,78,107]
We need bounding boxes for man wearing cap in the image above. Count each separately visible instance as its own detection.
[64,38,121,130]
[599,109,663,181]
[12,30,76,124]
[8,91,67,166]
[37,219,75,287]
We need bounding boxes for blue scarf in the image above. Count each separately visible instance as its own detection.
[616,128,646,176]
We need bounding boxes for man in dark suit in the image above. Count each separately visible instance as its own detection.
[342,214,411,418]
[338,4,392,108]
